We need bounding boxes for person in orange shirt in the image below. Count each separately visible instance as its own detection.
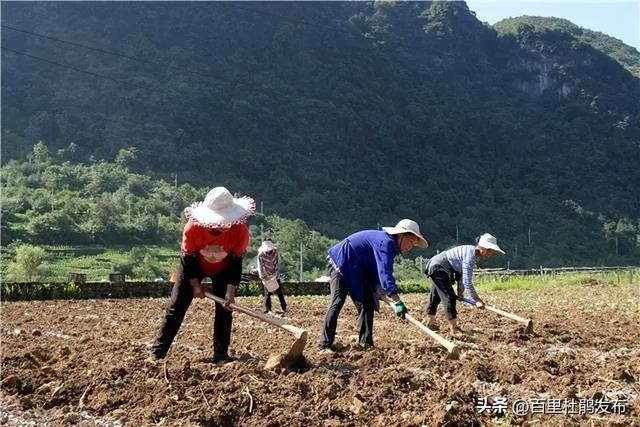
[150,187,255,364]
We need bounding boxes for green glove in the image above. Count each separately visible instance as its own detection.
[394,300,408,318]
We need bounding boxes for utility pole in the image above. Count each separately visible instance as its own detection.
[615,236,619,256]
[528,226,531,245]
[260,201,264,215]
[172,173,178,215]
[299,242,303,282]
[260,224,264,241]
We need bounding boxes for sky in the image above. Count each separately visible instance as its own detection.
[464,0,640,50]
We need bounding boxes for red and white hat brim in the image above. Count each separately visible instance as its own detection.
[185,196,256,228]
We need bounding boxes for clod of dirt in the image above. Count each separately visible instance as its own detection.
[264,351,310,373]
[351,393,366,414]
[445,401,460,412]
[0,374,22,389]
[3,291,640,426]
[614,368,636,383]
[64,413,81,423]
[264,353,285,371]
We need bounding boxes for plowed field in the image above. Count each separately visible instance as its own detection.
[2,283,639,426]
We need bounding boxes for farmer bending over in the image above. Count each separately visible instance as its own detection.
[424,233,504,335]
[150,186,255,364]
[318,219,428,353]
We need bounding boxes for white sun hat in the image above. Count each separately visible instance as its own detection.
[382,219,428,248]
[184,186,256,228]
[477,233,505,254]
[258,240,277,254]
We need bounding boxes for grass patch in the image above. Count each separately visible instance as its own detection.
[400,269,640,294]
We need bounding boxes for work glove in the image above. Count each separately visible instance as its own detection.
[394,300,408,318]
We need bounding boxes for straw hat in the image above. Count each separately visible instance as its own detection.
[258,240,277,254]
[477,233,505,254]
[382,219,428,248]
[184,186,255,228]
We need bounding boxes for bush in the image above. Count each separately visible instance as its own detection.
[4,244,51,281]
[112,247,165,280]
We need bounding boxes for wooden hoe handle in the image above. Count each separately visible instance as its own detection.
[380,295,459,358]
[458,296,533,332]
[204,292,307,339]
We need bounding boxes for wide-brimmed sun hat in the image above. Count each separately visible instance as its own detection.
[258,240,277,254]
[477,233,505,254]
[382,219,428,248]
[184,186,256,228]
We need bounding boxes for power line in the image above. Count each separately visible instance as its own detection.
[2,24,155,66]
[2,4,401,103]
[1,45,192,136]
[2,5,403,121]
[1,22,332,104]
[1,5,380,92]
[1,46,166,94]
[1,23,254,88]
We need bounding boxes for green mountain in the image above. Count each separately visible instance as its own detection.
[2,1,639,267]
[494,16,640,77]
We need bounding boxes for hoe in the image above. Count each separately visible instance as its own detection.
[458,296,534,333]
[379,294,460,359]
[204,291,309,371]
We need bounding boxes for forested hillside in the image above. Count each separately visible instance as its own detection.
[494,16,640,77]
[2,1,639,267]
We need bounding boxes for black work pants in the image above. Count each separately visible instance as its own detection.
[353,287,375,346]
[151,267,233,359]
[426,268,458,320]
[263,279,287,312]
[319,265,374,348]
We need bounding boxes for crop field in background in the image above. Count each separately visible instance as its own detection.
[1,245,179,282]
[2,243,637,288]
[1,277,638,426]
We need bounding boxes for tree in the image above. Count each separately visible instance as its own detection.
[257,215,337,280]
[4,244,50,281]
[112,247,165,280]
[2,3,639,266]
[115,147,139,168]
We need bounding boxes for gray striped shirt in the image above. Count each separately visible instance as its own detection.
[426,245,478,297]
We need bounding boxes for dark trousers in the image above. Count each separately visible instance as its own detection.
[263,279,287,312]
[319,265,374,348]
[426,268,458,320]
[151,267,232,359]
[353,287,375,346]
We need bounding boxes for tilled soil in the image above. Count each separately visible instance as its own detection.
[1,283,639,426]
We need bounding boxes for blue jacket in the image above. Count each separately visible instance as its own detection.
[328,230,399,308]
